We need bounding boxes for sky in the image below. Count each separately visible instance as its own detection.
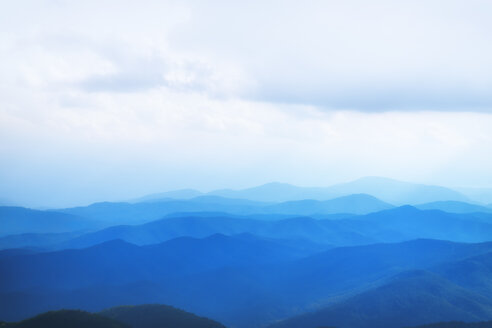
[1,0,492,207]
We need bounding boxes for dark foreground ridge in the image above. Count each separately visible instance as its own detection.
[0,304,226,328]
[0,310,128,328]
[2,307,492,328]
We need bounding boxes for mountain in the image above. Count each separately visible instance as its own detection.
[53,193,394,228]
[56,214,374,249]
[0,213,308,250]
[131,189,203,202]
[0,231,83,250]
[0,305,226,328]
[3,239,492,327]
[416,201,492,214]
[0,206,99,237]
[408,321,492,328]
[0,233,319,293]
[163,239,492,328]
[456,187,492,205]
[269,271,492,328]
[204,177,469,204]
[1,310,128,328]
[432,252,492,298]
[208,182,337,202]
[7,206,490,251]
[349,206,492,243]
[326,177,469,205]
[35,206,492,250]
[0,248,36,259]
[50,177,478,214]
[55,197,268,225]
[99,304,226,328]
[260,239,492,309]
[263,194,393,215]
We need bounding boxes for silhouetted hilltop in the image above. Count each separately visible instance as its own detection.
[0,310,128,328]
[0,305,226,328]
[100,304,226,328]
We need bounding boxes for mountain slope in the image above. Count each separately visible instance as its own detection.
[205,177,469,204]
[326,177,469,205]
[0,206,98,237]
[58,214,374,249]
[270,271,492,328]
[408,321,492,328]
[55,197,268,225]
[416,201,492,214]
[0,305,226,328]
[1,310,128,328]
[9,205,490,251]
[0,233,318,293]
[99,304,226,328]
[456,187,492,205]
[0,231,83,250]
[132,189,203,202]
[54,193,391,227]
[3,239,492,327]
[264,194,393,215]
[260,239,492,307]
[432,252,492,298]
[208,182,337,202]
[59,206,492,250]
[349,206,492,243]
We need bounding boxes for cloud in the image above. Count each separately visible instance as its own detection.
[254,83,492,112]
[1,1,492,206]
[4,1,492,111]
[169,0,492,111]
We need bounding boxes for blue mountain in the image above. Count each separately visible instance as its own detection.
[131,189,203,202]
[347,206,492,243]
[1,305,226,328]
[416,201,492,214]
[208,182,337,202]
[54,193,392,227]
[263,194,393,215]
[326,177,469,205]
[0,231,81,250]
[52,214,374,249]
[55,196,269,225]
[3,206,491,251]
[0,233,320,293]
[200,177,470,204]
[409,321,492,328]
[269,270,492,328]
[433,251,492,298]
[0,206,99,237]
[3,239,492,327]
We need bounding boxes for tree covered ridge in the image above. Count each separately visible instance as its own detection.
[0,305,225,328]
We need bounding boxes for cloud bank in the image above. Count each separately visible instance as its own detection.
[1,0,492,207]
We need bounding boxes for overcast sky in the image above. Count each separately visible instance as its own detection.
[1,0,492,207]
